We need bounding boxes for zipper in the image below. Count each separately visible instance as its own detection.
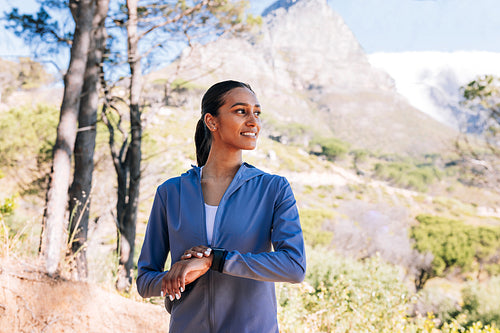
[198,164,245,332]
[198,168,215,332]
[209,270,215,332]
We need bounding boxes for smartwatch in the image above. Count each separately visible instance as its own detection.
[210,248,228,273]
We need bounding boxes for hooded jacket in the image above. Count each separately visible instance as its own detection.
[136,163,306,333]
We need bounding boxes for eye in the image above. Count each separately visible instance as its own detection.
[254,110,261,117]
[236,108,246,114]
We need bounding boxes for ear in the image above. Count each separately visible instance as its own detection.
[204,113,217,131]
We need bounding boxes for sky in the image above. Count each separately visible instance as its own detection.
[251,0,500,53]
[0,0,499,59]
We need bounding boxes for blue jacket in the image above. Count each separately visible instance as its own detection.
[136,163,306,332]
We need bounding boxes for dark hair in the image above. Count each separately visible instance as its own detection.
[195,80,254,166]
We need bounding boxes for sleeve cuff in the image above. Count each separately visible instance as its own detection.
[210,248,227,273]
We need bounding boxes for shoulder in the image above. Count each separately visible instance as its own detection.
[156,167,198,194]
[243,163,290,190]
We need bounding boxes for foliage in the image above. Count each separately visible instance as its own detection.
[5,4,73,55]
[461,277,500,327]
[411,215,500,285]
[276,246,500,332]
[457,75,500,190]
[0,58,54,101]
[414,285,462,326]
[277,246,411,332]
[415,313,500,333]
[298,209,334,247]
[0,195,36,258]
[374,160,441,192]
[0,104,58,169]
[312,137,350,160]
[461,75,500,133]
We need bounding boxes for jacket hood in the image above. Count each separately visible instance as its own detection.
[183,162,266,199]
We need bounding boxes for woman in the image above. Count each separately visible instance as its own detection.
[136,80,306,332]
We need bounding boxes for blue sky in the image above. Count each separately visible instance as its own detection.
[251,0,500,53]
[1,0,499,60]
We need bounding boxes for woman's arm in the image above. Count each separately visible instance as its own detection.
[223,177,306,283]
[136,189,169,298]
[161,255,212,300]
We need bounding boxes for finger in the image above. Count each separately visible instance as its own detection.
[161,278,166,298]
[180,269,186,292]
[185,246,211,258]
[163,275,174,301]
[167,265,183,300]
[185,249,204,258]
[181,253,192,260]
[175,277,182,300]
[165,272,176,301]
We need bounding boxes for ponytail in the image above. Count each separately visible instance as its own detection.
[195,117,211,167]
[195,80,254,167]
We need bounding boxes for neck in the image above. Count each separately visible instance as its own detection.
[203,147,242,179]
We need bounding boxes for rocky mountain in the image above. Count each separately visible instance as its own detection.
[150,0,457,155]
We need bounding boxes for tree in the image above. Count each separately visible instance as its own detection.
[67,0,109,280]
[41,0,97,276]
[457,75,500,189]
[6,0,109,278]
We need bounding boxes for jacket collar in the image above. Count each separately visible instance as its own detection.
[183,162,265,198]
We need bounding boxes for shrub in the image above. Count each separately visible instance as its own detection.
[461,277,500,327]
[298,208,334,247]
[277,246,411,332]
[373,161,441,192]
[311,137,350,160]
[414,285,461,326]
[411,215,500,287]
[0,104,58,168]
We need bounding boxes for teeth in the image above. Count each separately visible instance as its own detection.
[241,132,256,137]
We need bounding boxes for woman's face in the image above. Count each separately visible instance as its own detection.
[207,87,262,151]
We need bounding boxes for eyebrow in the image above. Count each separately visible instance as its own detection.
[230,102,261,108]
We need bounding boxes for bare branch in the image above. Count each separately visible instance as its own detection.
[137,0,210,41]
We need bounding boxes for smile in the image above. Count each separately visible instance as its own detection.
[241,132,257,137]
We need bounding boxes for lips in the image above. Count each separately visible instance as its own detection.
[241,132,257,137]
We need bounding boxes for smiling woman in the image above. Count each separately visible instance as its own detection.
[136,80,306,333]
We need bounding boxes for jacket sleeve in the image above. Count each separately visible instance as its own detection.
[223,177,306,283]
[136,188,169,298]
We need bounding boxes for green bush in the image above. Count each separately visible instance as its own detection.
[374,161,441,192]
[411,215,500,282]
[312,137,350,160]
[461,277,500,327]
[0,104,58,168]
[298,208,334,247]
[277,246,411,332]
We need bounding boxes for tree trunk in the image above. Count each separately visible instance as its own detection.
[41,0,96,276]
[116,0,142,292]
[67,0,109,281]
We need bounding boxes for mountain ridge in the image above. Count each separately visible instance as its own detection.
[147,0,457,155]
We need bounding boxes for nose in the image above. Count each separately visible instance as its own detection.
[246,110,260,127]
